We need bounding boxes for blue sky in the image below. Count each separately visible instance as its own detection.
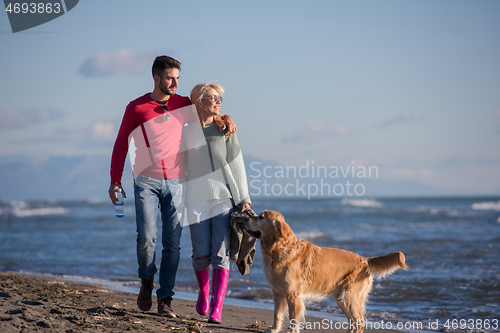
[1,0,500,199]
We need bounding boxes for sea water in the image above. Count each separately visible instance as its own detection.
[1,197,499,332]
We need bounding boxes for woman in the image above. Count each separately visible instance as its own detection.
[184,82,251,324]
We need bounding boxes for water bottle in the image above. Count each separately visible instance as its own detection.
[115,188,124,218]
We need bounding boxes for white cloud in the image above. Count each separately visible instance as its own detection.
[51,121,115,142]
[382,111,423,127]
[282,120,348,144]
[51,125,86,141]
[0,107,63,130]
[91,122,116,141]
[79,49,155,77]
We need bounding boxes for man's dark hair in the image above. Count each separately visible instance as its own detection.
[152,56,181,78]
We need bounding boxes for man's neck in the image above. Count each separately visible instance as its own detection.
[150,90,173,103]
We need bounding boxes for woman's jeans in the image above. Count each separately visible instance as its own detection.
[134,175,186,300]
[187,198,233,271]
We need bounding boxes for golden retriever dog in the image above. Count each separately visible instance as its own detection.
[244,210,407,333]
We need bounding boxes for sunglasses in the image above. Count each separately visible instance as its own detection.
[202,95,223,103]
[161,104,170,122]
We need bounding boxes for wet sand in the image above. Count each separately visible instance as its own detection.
[0,271,402,332]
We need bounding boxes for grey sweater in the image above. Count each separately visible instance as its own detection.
[183,122,251,205]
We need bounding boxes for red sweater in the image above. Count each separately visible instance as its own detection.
[110,93,192,184]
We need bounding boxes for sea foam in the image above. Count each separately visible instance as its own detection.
[341,198,382,208]
[6,201,69,217]
[471,200,500,211]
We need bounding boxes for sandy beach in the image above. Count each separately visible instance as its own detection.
[0,271,404,333]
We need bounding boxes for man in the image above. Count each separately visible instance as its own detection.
[109,55,236,317]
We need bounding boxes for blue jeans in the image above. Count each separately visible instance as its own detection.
[187,198,233,271]
[134,175,186,300]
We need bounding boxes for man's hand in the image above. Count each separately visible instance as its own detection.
[223,114,237,136]
[109,184,126,205]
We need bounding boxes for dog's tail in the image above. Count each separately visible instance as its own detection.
[367,251,408,279]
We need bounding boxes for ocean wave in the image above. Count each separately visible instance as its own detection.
[295,230,330,240]
[430,207,463,217]
[13,207,69,217]
[471,200,500,211]
[341,198,382,208]
[5,201,69,217]
[87,198,109,205]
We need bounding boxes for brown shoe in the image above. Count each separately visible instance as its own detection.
[158,296,176,318]
[137,277,154,311]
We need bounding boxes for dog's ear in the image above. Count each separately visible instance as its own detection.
[267,219,294,260]
[273,219,283,237]
[273,219,291,240]
[265,219,283,257]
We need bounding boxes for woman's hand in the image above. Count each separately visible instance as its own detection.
[240,203,251,212]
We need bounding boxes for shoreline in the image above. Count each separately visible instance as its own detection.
[0,271,407,333]
[42,271,350,323]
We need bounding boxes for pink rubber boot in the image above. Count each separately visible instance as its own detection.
[208,268,229,324]
[194,268,210,315]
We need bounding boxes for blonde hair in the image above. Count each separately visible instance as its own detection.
[190,82,225,132]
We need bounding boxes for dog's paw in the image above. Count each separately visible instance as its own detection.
[264,328,280,333]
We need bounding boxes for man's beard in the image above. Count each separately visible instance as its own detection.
[159,81,176,95]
